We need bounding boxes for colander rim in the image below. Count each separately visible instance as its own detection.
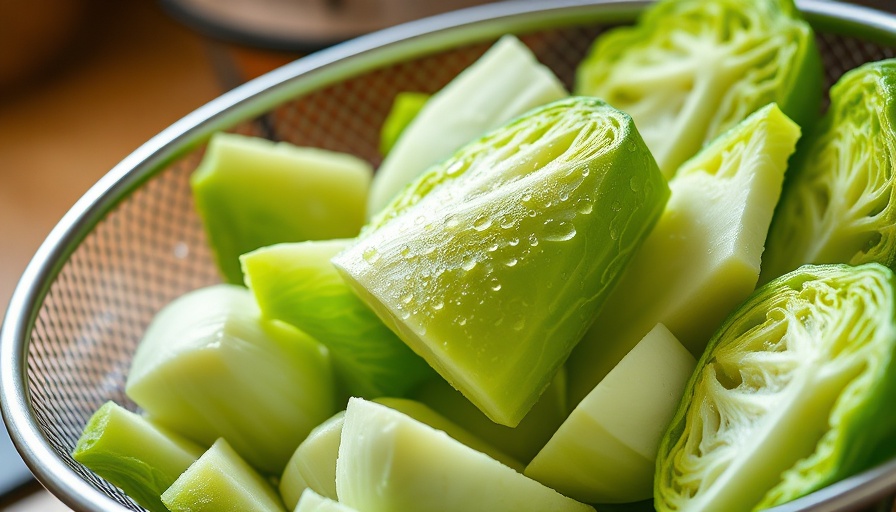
[3,0,896,511]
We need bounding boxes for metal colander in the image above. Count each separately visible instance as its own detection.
[3,1,896,511]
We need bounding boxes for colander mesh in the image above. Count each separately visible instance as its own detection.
[19,20,896,512]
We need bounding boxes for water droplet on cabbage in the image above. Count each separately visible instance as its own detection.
[542,220,577,242]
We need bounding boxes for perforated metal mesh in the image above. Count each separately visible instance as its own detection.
[13,14,896,512]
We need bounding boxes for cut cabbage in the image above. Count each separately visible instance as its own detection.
[336,398,594,512]
[380,92,430,155]
[242,240,433,399]
[192,133,372,283]
[334,97,669,426]
[279,397,524,510]
[367,34,567,216]
[568,103,799,404]
[576,0,821,176]
[72,401,204,512]
[161,438,286,512]
[761,59,896,283]
[655,263,896,511]
[526,324,695,504]
[296,489,360,512]
[279,412,344,508]
[125,284,335,475]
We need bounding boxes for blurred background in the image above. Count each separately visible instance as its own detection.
[0,0,893,510]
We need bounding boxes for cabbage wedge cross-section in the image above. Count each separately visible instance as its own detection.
[333,97,669,427]
[655,263,896,512]
[761,59,896,283]
[576,0,821,177]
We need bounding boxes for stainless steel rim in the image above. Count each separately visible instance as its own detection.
[2,0,895,510]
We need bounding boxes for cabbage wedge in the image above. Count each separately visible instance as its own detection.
[126,285,335,475]
[296,489,359,512]
[333,97,669,426]
[242,240,434,399]
[380,92,430,155]
[162,438,286,512]
[526,324,695,504]
[336,398,594,512]
[191,133,372,284]
[367,35,567,216]
[72,402,204,512]
[567,103,799,404]
[655,263,896,511]
[761,59,896,283]
[576,0,821,176]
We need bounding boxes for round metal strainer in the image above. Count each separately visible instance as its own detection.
[3,1,896,511]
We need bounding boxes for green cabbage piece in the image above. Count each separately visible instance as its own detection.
[760,59,896,283]
[367,34,568,216]
[72,401,204,512]
[279,397,524,511]
[655,263,896,511]
[191,133,372,284]
[566,102,799,405]
[296,489,360,512]
[333,97,669,426]
[162,438,286,512]
[575,0,821,177]
[526,324,696,504]
[125,284,336,475]
[336,398,595,512]
[241,240,434,399]
[380,92,430,155]
[280,411,344,508]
